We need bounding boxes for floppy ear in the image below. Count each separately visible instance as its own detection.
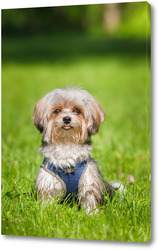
[33,96,48,133]
[86,98,105,135]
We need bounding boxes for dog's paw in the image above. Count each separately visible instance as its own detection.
[85,205,99,215]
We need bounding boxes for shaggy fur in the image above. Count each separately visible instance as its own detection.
[33,88,118,214]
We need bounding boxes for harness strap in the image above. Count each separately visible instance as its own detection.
[41,159,87,197]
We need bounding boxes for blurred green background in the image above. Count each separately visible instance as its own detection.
[2,2,150,63]
[1,2,151,241]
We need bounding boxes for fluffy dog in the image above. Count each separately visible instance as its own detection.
[33,87,119,214]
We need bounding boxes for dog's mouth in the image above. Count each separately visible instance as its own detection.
[62,126,72,130]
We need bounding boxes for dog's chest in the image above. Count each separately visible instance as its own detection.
[39,143,92,168]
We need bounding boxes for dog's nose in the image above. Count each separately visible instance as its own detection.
[63,116,71,124]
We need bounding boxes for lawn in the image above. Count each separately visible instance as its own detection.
[1,34,151,242]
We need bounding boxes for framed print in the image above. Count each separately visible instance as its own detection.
[1,1,151,242]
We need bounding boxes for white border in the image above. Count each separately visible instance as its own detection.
[1,0,157,250]
[0,0,149,9]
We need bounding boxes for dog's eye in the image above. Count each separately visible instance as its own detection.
[54,109,61,115]
[73,108,81,115]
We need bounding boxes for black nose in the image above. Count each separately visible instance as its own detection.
[63,116,71,124]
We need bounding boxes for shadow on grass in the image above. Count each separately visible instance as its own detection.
[2,33,149,64]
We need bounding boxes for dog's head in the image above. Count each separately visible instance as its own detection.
[33,88,105,144]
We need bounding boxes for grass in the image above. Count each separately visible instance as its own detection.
[1,33,151,242]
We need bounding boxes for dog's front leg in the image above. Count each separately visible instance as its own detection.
[78,160,103,214]
[35,168,66,202]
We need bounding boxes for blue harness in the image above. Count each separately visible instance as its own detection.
[41,158,87,198]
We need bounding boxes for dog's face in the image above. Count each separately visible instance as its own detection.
[33,88,105,144]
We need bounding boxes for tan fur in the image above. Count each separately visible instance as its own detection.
[33,88,108,214]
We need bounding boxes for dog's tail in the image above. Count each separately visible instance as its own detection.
[111,182,124,193]
[101,180,125,203]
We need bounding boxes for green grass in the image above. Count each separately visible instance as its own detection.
[1,34,151,242]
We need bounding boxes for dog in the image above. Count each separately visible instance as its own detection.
[33,87,120,214]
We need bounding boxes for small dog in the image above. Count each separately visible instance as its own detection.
[33,87,119,214]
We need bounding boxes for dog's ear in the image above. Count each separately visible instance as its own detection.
[33,92,57,143]
[33,96,47,133]
[86,97,105,135]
